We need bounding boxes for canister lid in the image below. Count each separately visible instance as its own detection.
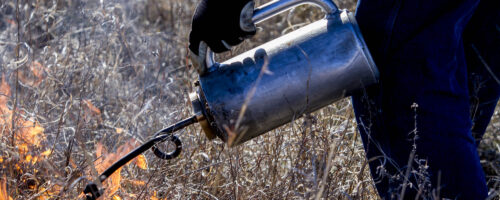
[190,92,217,140]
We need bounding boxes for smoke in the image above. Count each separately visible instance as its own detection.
[0,0,200,198]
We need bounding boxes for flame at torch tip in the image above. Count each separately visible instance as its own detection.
[94,139,149,198]
[135,154,147,170]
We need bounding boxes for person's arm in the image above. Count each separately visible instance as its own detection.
[189,0,256,55]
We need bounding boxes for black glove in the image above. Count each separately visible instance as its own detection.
[189,0,256,56]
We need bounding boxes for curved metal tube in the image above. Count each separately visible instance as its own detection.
[252,0,338,23]
[204,0,338,72]
[83,115,198,200]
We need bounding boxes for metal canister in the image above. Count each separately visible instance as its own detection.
[190,0,378,146]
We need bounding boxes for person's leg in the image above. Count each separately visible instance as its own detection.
[464,0,500,146]
[352,0,488,199]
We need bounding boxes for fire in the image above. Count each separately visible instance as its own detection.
[0,74,60,198]
[124,179,145,186]
[135,154,148,170]
[35,184,63,200]
[20,123,44,148]
[1,73,152,198]
[94,139,149,198]
[150,191,159,200]
[0,75,45,159]
[40,149,52,157]
[0,176,13,200]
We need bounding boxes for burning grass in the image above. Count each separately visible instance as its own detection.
[0,0,498,199]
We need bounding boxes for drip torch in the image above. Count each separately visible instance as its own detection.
[84,0,378,199]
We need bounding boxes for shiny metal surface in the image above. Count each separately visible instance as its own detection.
[192,0,378,146]
[204,0,339,72]
[190,92,216,139]
[252,0,338,23]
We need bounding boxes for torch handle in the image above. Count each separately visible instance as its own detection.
[252,0,338,23]
[199,0,339,74]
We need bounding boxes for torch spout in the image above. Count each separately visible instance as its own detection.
[83,115,197,200]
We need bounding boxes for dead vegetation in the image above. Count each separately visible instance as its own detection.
[0,0,497,199]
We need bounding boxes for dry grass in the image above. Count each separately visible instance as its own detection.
[0,0,497,199]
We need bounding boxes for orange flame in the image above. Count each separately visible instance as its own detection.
[94,139,148,198]
[0,75,60,198]
[125,179,145,186]
[0,176,13,200]
[135,154,148,170]
[150,191,159,200]
[40,149,52,157]
[0,75,45,159]
[36,184,63,200]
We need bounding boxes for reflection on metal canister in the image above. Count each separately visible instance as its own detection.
[191,0,378,146]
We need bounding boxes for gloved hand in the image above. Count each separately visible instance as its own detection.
[189,0,256,56]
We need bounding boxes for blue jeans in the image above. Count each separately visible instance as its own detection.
[352,0,499,199]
